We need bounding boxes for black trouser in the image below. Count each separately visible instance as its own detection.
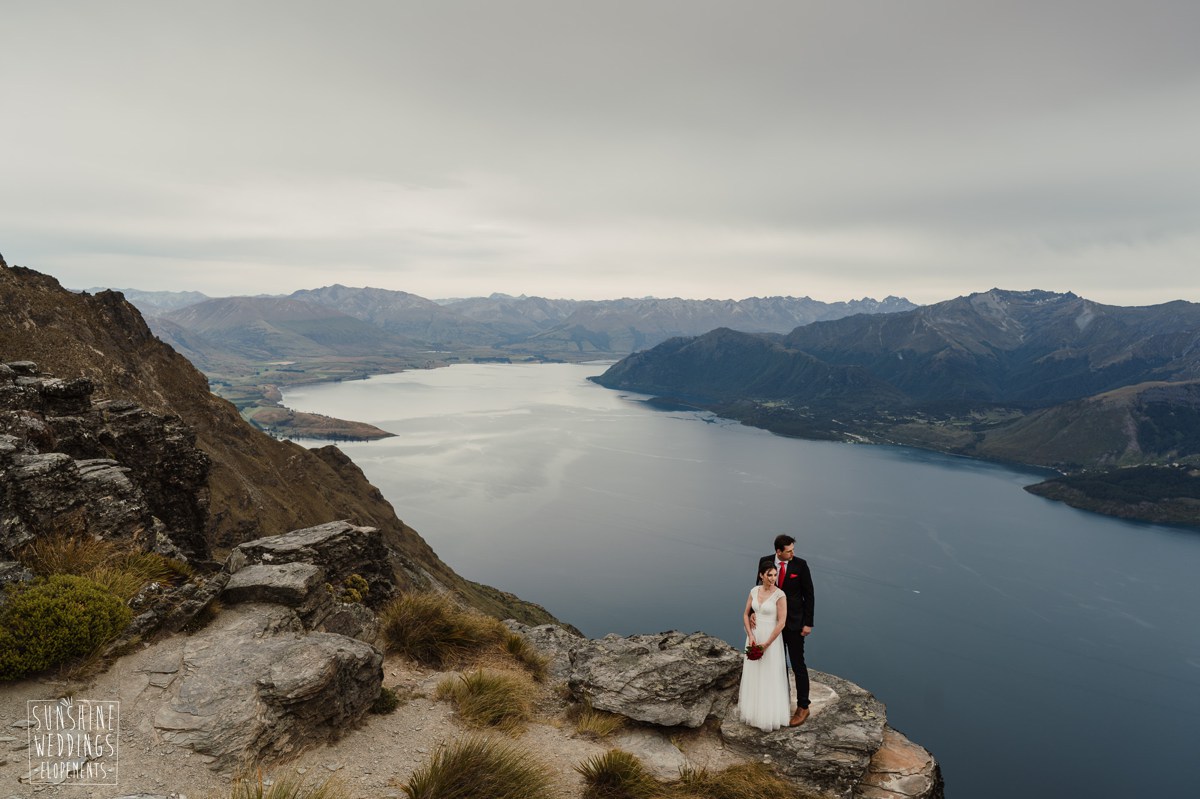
[782,627,809,709]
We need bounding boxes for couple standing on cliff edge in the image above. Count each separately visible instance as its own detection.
[737,533,816,732]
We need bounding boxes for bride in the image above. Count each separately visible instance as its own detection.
[737,562,790,731]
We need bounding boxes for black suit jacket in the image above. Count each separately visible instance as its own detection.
[757,555,815,630]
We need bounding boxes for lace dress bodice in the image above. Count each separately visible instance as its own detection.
[751,587,782,634]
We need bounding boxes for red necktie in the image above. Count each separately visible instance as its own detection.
[777,562,786,587]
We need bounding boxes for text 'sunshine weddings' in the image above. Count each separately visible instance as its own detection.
[27,699,119,785]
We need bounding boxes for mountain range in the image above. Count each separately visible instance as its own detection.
[130,285,916,361]
[594,289,1200,526]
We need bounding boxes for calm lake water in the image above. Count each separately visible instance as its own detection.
[283,363,1200,799]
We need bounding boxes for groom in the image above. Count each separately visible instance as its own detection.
[756,534,815,726]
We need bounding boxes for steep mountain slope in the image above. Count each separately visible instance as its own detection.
[594,328,905,409]
[602,289,1200,412]
[0,255,558,624]
[782,290,1200,405]
[976,379,1200,469]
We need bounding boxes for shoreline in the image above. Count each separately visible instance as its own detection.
[618,388,1200,531]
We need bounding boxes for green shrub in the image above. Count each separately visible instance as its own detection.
[326,573,370,604]
[0,575,132,680]
[371,685,402,714]
[401,734,552,799]
[436,670,532,731]
[576,749,664,799]
[380,592,508,668]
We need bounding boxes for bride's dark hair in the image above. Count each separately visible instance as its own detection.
[757,561,777,581]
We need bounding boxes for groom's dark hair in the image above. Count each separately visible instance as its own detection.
[773,534,795,551]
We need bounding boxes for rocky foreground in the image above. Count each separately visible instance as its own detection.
[1,520,941,799]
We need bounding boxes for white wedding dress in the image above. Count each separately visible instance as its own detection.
[737,586,790,732]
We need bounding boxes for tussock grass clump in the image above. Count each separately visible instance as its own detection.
[0,575,132,680]
[436,669,533,731]
[567,699,625,739]
[400,734,552,799]
[103,550,179,598]
[227,773,348,799]
[380,592,508,668]
[671,763,806,799]
[17,531,184,601]
[18,532,116,576]
[503,632,550,681]
[576,749,664,799]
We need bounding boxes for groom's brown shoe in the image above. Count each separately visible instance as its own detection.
[789,706,810,727]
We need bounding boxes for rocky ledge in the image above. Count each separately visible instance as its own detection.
[512,621,944,799]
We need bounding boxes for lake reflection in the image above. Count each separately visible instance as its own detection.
[284,363,1200,799]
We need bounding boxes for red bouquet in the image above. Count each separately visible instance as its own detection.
[745,643,764,661]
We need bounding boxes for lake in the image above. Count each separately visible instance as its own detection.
[283,362,1200,799]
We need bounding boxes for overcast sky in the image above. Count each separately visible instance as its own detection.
[2,1,1198,305]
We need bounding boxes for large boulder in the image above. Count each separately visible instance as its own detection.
[568,631,742,727]
[231,520,397,610]
[223,562,326,607]
[124,522,395,771]
[152,602,383,770]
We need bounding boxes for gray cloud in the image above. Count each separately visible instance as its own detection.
[2,0,1197,305]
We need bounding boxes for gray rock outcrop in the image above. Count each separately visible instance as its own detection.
[568,631,743,728]
[721,670,941,799]
[232,520,397,611]
[504,620,581,681]
[144,521,394,770]
[0,361,210,561]
[223,521,396,640]
[502,622,944,799]
[152,603,382,770]
[0,559,34,591]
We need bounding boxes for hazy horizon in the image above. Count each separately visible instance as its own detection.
[62,279,1197,310]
